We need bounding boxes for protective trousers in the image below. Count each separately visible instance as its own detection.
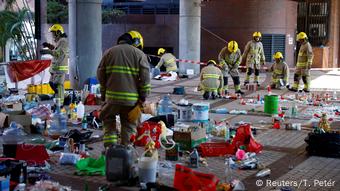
[50,73,65,104]
[292,68,310,91]
[99,103,138,147]
[245,67,260,83]
[223,76,241,92]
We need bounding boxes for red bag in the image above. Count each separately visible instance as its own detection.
[231,124,263,153]
[174,164,219,191]
[134,121,162,148]
[85,94,96,105]
[15,144,49,165]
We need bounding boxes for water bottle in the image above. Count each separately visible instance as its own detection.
[190,148,199,168]
[157,95,173,116]
[77,101,85,119]
[49,104,68,139]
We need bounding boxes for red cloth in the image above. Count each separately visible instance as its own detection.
[231,124,263,153]
[7,60,51,82]
[15,144,49,165]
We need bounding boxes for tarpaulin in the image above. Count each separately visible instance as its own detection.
[7,60,51,82]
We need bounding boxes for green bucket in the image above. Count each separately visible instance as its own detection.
[264,94,279,114]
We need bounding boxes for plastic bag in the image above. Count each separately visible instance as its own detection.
[59,153,80,165]
[75,155,105,176]
[231,124,263,154]
[173,164,219,191]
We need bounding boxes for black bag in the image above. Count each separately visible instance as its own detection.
[305,132,340,158]
[0,160,27,184]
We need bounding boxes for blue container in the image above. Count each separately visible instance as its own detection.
[0,177,10,191]
[157,95,174,116]
[192,103,210,123]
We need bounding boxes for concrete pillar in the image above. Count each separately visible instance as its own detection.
[179,0,201,75]
[68,0,102,90]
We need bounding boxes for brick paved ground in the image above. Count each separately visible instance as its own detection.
[2,70,340,191]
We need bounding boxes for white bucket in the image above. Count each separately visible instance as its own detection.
[138,157,158,183]
[177,104,193,122]
[192,103,210,122]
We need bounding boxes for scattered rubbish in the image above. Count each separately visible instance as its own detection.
[59,153,80,165]
[192,103,210,122]
[210,108,228,114]
[173,86,185,95]
[256,168,271,177]
[177,99,192,122]
[157,95,174,116]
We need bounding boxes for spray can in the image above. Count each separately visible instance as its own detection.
[190,148,199,168]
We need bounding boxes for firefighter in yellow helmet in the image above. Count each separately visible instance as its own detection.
[242,32,266,87]
[218,40,244,96]
[270,52,289,89]
[41,24,69,104]
[97,30,150,147]
[289,32,314,92]
[199,60,224,100]
[155,48,178,73]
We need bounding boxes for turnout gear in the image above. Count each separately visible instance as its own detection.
[270,53,289,89]
[218,43,244,94]
[97,35,150,146]
[158,48,166,55]
[49,24,64,34]
[199,60,224,99]
[156,52,178,73]
[291,38,313,92]
[47,25,68,103]
[127,30,144,50]
[242,36,265,86]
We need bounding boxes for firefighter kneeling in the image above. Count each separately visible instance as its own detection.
[270,52,289,89]
[199,60,224,100]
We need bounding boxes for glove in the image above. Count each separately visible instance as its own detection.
[42,42,54,50]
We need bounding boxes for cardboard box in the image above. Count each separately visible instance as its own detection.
[173,127,206,150]
[5,111,32,133]
[3,102,22,111]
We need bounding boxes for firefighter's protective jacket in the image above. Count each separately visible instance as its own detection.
[199,64,224,92]
[242,40,265,68]
[49,37,68,74]
[97,43,151,106]
[271,60,289,84]
[156,53,177,72]
[297,41,313,69]
[218,47,242,77]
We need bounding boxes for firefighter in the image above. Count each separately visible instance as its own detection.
[242,32,266,87]
[42,24,68,103]
[289,32,314,92]
[218,40,244,95]
[270,52,289,89]
[199,60,224,100]
[155,48,177,73]
[97,30,150,147]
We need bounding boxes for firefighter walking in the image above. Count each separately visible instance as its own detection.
[97,30,151,147]
[270,52,289,89]
[42,24,69,103]
[218,40,244,95]
[199,60,224,100]
[289,32,314,92]
[242,32,266,87]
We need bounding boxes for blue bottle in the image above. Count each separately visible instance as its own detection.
[157,95,173,116]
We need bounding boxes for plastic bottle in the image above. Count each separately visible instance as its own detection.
[190,148,199,168]
[77,101,85,119]
[256,168,271,177]
[49,101,68,139]
[225,157,233,183]
[333,91,337,100]
[157,95,173,116]
[81,114,88,130]
[211,108,228,114]
[224,125,230,142]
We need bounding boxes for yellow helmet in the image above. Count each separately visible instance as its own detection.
[296,32,308,41]
[227,41,238,53]
[158,48,165,55]
[253,32,262,37]
[128,30,144,49]
[273,52,283,59]
[207,60,217,65]
[49,24,64,34]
